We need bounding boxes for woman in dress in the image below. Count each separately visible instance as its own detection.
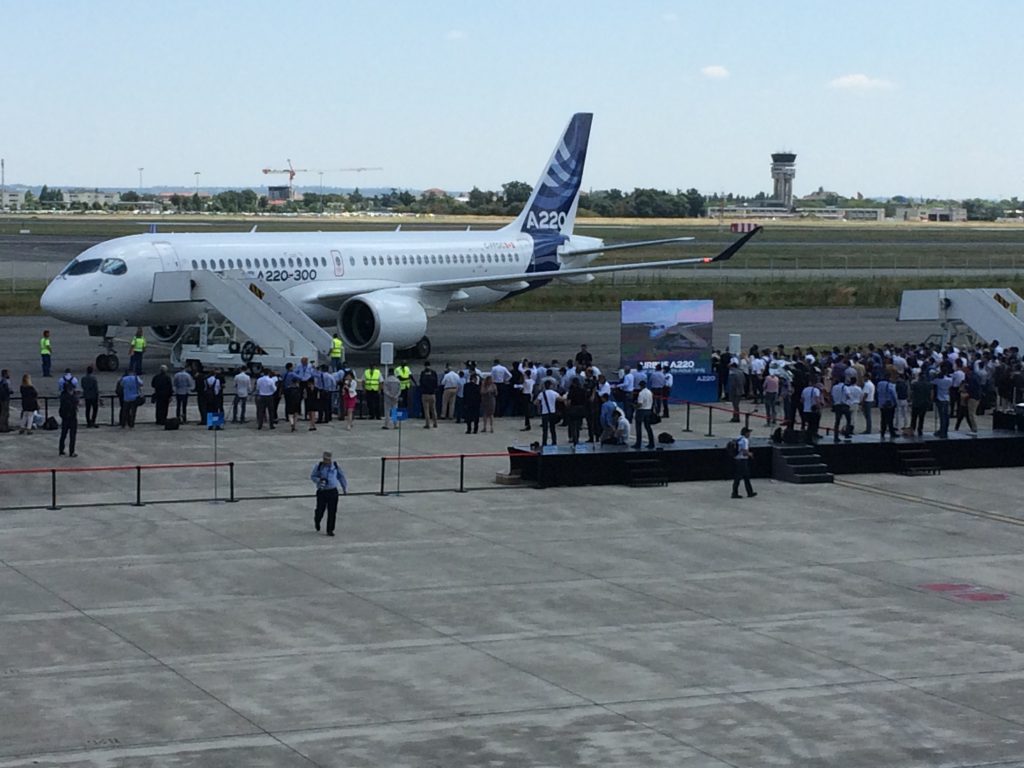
[341,371,358,430]
[480,374,497,433]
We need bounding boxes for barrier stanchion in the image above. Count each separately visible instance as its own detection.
[683,402,692,432]
[228,462,237,503]
[133,466,143,507]
[706,406,714,437]
[43,398,49,419]
[458,455,466,493]
[378,457,387,496]
[744,413,750,430]
[109,396,115,426]
[49,469,59,510]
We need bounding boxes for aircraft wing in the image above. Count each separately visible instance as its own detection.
[306,226,760,306]
[411,226,761,294]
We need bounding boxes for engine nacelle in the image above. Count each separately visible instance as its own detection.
[150,325,183,343]
[337,292,428,351]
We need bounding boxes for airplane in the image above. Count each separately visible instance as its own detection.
[40,113,762,371]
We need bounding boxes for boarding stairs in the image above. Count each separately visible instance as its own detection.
[899,288,1024,349]
[151,270,333,369]
[771,444,834,484]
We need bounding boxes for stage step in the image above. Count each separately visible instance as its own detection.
[495,468,526,486]
[895,445,941,476]
[772,444,834,484]
[623,457,668,487]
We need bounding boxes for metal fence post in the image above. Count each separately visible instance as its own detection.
[49,469,59,510]
[744,413,750,430]
[43,397,49,419]
[133,466,143,506]
[683,402,692,432]
[705,406,714,437]
[110,395,115,426]
[227,462,237,503]
[378,457,387,496]
[458,455,466,493]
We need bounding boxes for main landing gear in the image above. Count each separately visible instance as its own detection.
[404,336,431,360]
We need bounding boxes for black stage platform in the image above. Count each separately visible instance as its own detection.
[509,429,1024,488]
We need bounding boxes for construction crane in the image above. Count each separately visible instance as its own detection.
[261,160,383,201]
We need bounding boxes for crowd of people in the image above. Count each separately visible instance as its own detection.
[717,339,1023,441]
[3,331,1022,459]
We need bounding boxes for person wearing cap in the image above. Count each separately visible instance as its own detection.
[731,427,757,499]
[310,451,348,537]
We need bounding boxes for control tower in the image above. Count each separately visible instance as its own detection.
[770,152,797,208]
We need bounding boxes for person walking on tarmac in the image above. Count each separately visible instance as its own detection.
[329,333,345,372]
[311,451,348,536]
[363,363,382,420]
[40,330,53,377]
[730,427,757,499]
[129,328,147,375]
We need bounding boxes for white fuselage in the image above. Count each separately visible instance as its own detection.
[40,229,600,329]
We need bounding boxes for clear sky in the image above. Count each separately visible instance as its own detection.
[2,1,1021,199]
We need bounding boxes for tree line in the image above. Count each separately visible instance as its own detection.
[11,183,1024,221]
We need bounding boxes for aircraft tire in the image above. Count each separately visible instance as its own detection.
[240,341,257,363]
[97,353,119,372]
[412,336,431,359]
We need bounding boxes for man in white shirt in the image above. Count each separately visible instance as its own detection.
[843,379,863,437]
[618,367,635,422]
[491,359,511,416]
[440,365,460,420]
[255,371,279,430]
[633,381,655,449]
[232,367,251,423]
[860,375,875,434]
[520,368,535,431]
[535,380,563,446]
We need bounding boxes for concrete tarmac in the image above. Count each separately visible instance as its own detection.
[2,307,1021,767]
[2,398,1024,765]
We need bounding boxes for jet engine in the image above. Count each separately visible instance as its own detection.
[150,325,183,343]
[337,292,428,351]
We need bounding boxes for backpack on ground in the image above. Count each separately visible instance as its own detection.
[657,431,674,444]
[164,417,180,431]
[42,416,59,430]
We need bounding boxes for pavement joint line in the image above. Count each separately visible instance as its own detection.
[834,478,1024,527]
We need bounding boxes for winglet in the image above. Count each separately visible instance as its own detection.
[711,225,762,263]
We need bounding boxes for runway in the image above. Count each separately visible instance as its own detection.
[0,308,938,387]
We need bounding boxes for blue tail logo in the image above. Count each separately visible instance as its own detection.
[507,113,592,236]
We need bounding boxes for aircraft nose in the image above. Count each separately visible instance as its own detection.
[39,279,61,316]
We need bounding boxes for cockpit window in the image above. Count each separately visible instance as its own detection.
[60,258,102,276]
[99,258,127,276]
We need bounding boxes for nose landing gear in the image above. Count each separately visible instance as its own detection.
[88,327,120,371]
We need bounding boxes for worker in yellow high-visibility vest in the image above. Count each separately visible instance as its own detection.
[129,328,147,375]
[39,330,53,377]
[395,361,413,408]
[363,364,382,420]
[329,333,345,372]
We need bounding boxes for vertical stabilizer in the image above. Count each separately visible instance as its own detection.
[503,113,592,236]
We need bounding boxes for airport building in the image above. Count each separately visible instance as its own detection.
[893,204,968,222]
[65,189,121,207]
[0,189,26,210]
